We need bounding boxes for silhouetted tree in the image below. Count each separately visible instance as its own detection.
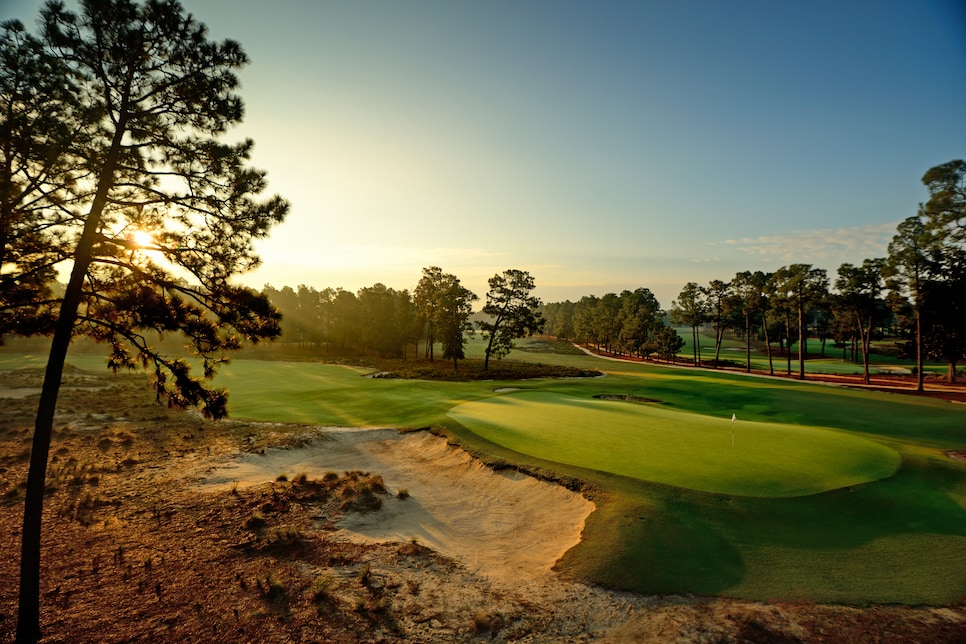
[328,287,360,352]
[768,268,797,375]
[10,2,288,641]
[920,270,966,382]
[414,266,446,361]
[437,275,477,369]
[479,269,543,370]
[0,20,79,340]
[919,159,966,382]
[921,159,966,245]
[357,283,415,358]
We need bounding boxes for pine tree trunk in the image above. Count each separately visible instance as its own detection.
[713,326,723,368]
[16,106,126,644]
[784,318,792,376]
[915,307,924,392]
[744,313,752,373]
[797,301,806,380]
[861,314,872,385]
[483,331,495,370]
[762,311,773,375]
[17,193,103,644]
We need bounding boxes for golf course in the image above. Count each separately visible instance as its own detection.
[4,338,964,608]
[198,337,966,606]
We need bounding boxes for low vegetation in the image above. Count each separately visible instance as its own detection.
[371,358,601,382]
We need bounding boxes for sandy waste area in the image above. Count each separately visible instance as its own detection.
[200,428,593,584]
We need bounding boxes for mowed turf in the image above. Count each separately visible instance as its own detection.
[3,343,963,603]
[448,391,900,497]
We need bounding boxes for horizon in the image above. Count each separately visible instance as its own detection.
[6,0,965,308]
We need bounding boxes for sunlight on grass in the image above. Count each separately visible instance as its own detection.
[4,347,960,604]
[448,391,900,497]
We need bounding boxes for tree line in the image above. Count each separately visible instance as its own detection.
[261,266,543,370]
[538,160,966,388]
[265,160,966,388]
[539,289,685,361]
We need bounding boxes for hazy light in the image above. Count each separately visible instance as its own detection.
[130,230,155,248]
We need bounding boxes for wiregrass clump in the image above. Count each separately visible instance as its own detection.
[310,574,336,603]
[338,471,388,513]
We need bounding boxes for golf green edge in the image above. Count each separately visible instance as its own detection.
[447,390,901,498]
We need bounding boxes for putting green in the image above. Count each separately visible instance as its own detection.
[448,391,900,497]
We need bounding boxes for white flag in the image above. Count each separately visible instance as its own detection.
[732,413,736,423]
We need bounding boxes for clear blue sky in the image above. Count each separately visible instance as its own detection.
[6,0,966,306]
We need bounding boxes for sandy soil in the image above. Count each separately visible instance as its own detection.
[199,428,595,584]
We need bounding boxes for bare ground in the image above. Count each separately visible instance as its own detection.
[1,367,964,642]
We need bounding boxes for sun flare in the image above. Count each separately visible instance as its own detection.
[130,230,155,248]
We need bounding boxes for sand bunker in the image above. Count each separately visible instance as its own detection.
[200,428,594,582]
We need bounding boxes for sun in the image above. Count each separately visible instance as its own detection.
[130,230,155,248]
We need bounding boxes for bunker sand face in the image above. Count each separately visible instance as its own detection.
[201,428,595,582]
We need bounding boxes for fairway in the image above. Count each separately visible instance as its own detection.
[448,391,900,497]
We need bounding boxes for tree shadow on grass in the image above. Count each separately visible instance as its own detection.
[656,451,966,602]
[561,450,966,602]
[726,452,966,551]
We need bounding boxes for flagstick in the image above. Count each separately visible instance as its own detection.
[731,413,736,448]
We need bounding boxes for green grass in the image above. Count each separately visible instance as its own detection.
[448,391,899,497]
[214,361,486,427]
[555,462,966,603]
[0,351,109,372]
[2,339,964,604]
